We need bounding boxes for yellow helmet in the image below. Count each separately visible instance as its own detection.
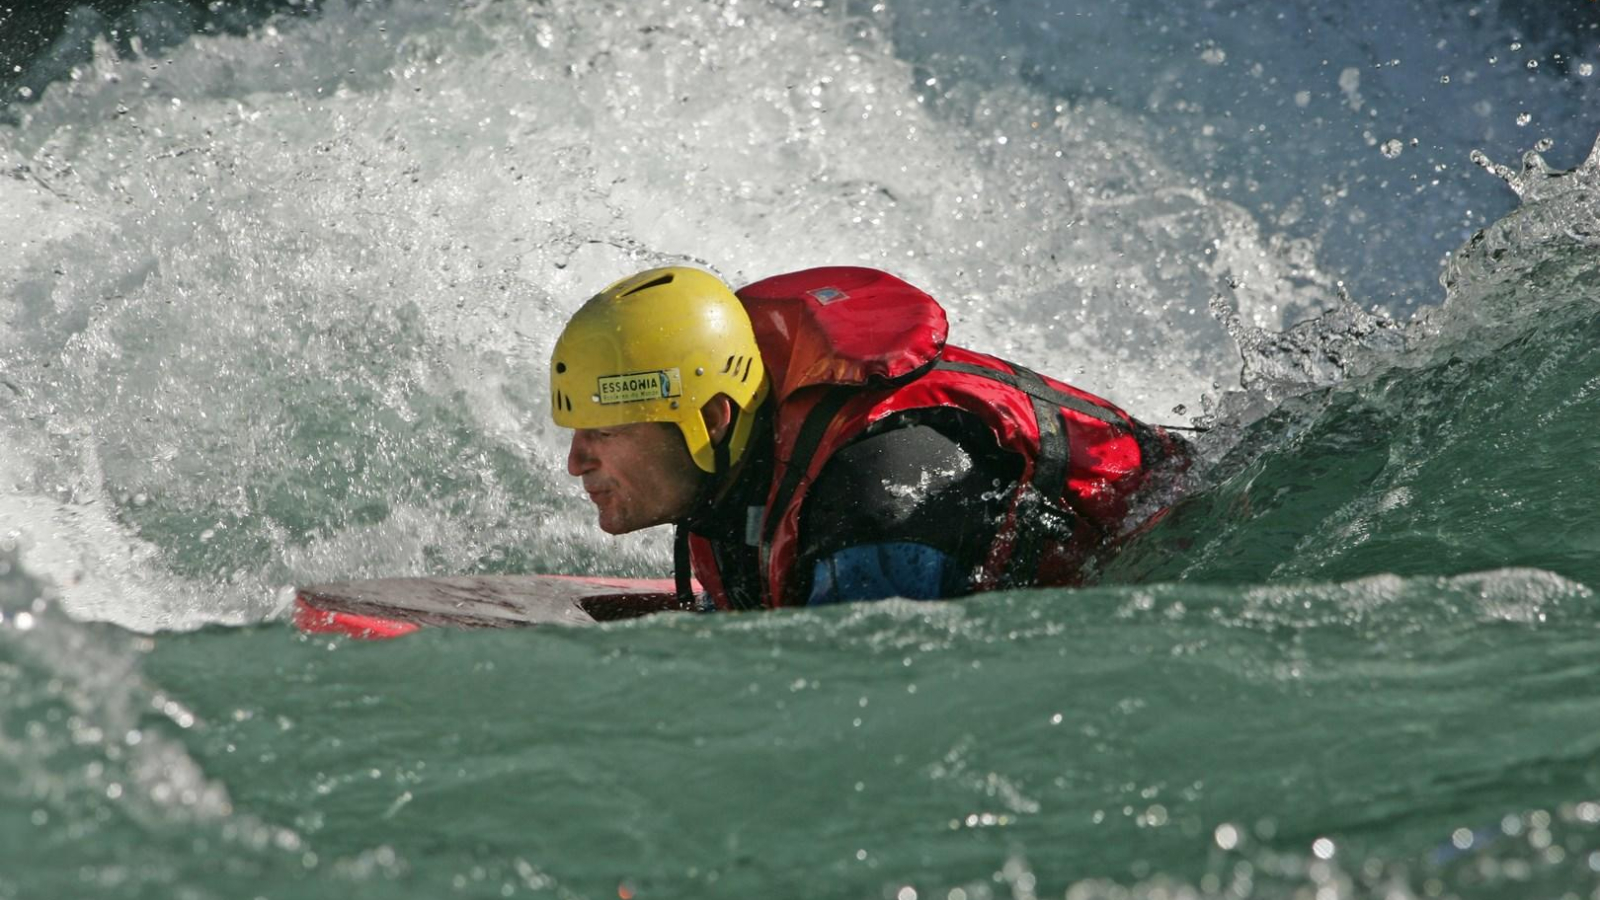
[550,266,770,473]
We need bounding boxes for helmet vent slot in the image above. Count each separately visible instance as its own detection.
[620,274,675,297]
[741,357,753,382]
[721,355,736,374]
[554,390,573,412]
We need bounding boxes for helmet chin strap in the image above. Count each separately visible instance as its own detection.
[673,404,738,610]
[713,420,732,474]
[688,402,740,511]
[679,400,771,524]
[672,400,772,609]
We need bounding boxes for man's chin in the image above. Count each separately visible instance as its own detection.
[596,509,666,535]
[595,510,640,535]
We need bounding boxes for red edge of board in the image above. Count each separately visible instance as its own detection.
[293,595,421,640]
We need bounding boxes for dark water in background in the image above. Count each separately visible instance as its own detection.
[2,1,1599,897]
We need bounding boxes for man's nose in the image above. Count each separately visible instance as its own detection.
[567,432,594,477]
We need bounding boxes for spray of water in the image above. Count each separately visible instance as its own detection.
[0,0,1351,629]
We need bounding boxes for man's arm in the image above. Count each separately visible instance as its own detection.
[796,413,1020,605]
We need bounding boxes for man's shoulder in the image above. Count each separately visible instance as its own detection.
[796,410,1022,560]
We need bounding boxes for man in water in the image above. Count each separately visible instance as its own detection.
[550,266,1187,610]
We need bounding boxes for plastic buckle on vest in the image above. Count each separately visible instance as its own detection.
[744,506,763,547]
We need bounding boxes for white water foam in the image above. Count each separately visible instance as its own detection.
[1,0,1547,629]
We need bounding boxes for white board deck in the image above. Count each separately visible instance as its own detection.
[295,574,690,631]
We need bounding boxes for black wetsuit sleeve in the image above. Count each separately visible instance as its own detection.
[795,413,1021,597]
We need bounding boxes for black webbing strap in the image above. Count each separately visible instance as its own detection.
[1007,363,1070,493]
[937,357,1188,474]
[997,362,1073,584]
[758,387,856,603]
[673,524,695,608]
[934,360,1127,428]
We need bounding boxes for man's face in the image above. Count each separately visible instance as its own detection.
[566,422,705,534]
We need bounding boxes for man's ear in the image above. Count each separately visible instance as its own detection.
[701,394,734,444]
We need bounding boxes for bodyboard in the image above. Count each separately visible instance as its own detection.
[294,574,693,639]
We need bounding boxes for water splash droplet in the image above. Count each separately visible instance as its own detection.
[1516,112,1532,127]
[1465,142,1587,203]
[1380,139,1404,159]
[1580,62,1594,78]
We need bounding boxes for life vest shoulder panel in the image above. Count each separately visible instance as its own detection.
[737,267,947,402]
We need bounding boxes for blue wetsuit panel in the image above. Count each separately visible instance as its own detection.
[807,542,953,605]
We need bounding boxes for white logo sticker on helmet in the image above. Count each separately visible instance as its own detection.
[596,369,682,404]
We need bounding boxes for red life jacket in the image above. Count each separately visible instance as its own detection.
[687,267,1182,610]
